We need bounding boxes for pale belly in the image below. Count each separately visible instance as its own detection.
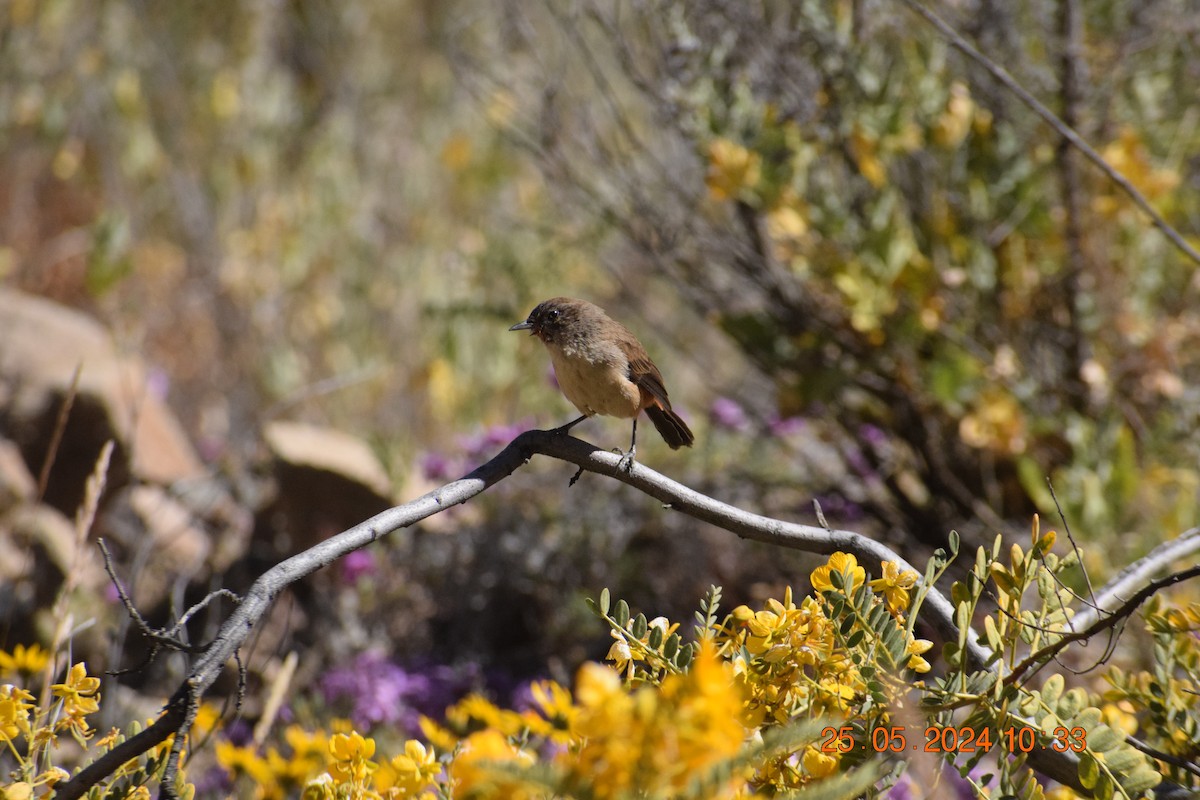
[547,345,641,419]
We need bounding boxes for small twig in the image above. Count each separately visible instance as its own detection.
[1125,735,1200,779]
[97,540,210,656]
[1046,480,1096,607]
[813,498,830,530]
[1004,564,1200,687]
[896,0,1200,267]
[36,364,82,504]
[175,589,241,632]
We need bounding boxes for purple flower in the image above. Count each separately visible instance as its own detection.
[768,414,807,437]
[322,652,427,731]
[811,493,866,522]
[224,719,253,747]
[884,773,917,799]
[419,451,458,482]
[859,423,887,447]
[709,396,751,432]
[321,653,482,735]
[340,549,377,586]
[458,420,535,460]
[192,766,232,796]
[844,447,877,480]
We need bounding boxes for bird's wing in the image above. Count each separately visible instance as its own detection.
[627,354,672,409]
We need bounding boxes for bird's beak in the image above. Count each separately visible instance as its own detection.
[509,320,534,332]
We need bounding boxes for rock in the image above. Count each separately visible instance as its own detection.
[1,503,103,603]
[0,439,35,512]
[0,289,204,514]
[260,421,393,554]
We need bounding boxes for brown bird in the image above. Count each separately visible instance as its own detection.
[510,297,694,466]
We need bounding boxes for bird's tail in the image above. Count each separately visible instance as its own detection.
[645,404,695,449]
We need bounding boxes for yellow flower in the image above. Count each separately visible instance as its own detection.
[0,644,51,681]
[265,745,319,792]
[802,744,840,778]
[328,731,377,785]
[810,553,866,594]
[301,773,336,800]
[906,638,934,674]
[51,662,100,707]
[848,127,886,188]
[216,741,276,787]
[0,684,35,742]
[706,138,762,201]
[418,716,459,754]
[2,782,33,800]
[446,694,529,738]
[1101,702,1138,737]
[605,634,633,677]
[870,561,919,615]
[565,646,747,798]
[51,662,101,738]
[525,680,576,742]
[192,702,223,737]
[378,740,440,795]
[448,729,535,798]
[37,766,71,789]
[95,727,121,749]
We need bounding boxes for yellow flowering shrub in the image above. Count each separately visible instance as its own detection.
[10,542,1190,799]
[0,657,192,799]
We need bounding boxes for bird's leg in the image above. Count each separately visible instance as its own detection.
[552,414,588,435]
[617,417,638,473]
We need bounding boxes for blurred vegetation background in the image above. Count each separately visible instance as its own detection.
[2,0,1198,753]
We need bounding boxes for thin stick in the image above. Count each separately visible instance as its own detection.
[36,365,82,503]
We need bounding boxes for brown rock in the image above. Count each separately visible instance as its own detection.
[0,439,36,512]
[0,289,204,513]
[260,421,393,554]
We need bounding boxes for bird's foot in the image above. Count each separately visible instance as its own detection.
[616,446,636,473]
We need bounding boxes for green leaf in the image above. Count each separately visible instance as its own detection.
[983,615,1002,651]
[648,623,664,650]
[1078,751,1099,789]
[1119,765,1162,794]
[1085,724,1120,752]
[676,643,694,669]
[615,599,630,627]
[1041,674,1064,708]
[663,633,679,659]
[599,587,610,616]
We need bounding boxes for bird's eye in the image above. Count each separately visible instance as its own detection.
[548,309,560,320]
